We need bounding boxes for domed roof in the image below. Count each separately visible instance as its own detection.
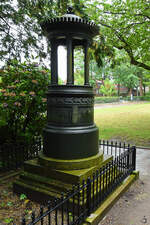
[41,7,99,39]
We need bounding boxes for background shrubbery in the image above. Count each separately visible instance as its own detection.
[95,96,120,103]
[95,96,150,104]
[0,60,50,144]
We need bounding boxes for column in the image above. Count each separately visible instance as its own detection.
[72,46,74,84]
[84,41,90,85]
[67,36,73,85]
[51,38,58,85]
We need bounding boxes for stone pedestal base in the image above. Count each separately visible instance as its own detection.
[13,151,113,204]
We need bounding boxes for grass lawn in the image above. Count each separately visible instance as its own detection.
[94,102,150,147]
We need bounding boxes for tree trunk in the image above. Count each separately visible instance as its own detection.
[143,85,146,96]
[128,88,132,96]
[139,77,143,96]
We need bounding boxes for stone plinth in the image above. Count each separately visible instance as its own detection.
[14,151,113,204]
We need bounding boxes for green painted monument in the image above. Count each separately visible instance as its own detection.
[14,7,112,203]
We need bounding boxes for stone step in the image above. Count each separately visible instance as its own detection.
[14,179,62,205]
[20,171,72,193]
[14,154,114,204]
[23,159,97,184]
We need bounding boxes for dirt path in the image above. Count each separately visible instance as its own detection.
[99,148,150,225]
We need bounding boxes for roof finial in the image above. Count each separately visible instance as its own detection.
[67,6,74,14]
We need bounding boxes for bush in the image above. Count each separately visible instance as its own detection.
[95,96,120,103]
[124,96,150,101]
[95,96,150,104]
[0,60,50,144]
[99,79,117,96]
[139,96,150,101]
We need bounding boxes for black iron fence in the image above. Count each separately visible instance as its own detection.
[100,140,131,158]
[0,137,42,171]
[16,144,136,225]
[0,138,133,172]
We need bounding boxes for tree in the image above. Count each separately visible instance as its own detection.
[1,0,149,73]
[0,0,60,64]
[0,0,83,64]
[82,0,150,71]
[142,70,150,94]
[113,63,139,96]
[100,78,117,96]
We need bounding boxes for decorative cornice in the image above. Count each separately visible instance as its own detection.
[47,16,97,27]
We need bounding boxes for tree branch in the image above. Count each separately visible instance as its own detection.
[103,10,150,20]
[103,11,126,15]
[99,21,150,71]
[124,21,149,29]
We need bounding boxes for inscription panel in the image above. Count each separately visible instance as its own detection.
[48,106,94,126]
[47,96,94,126]
[78,107,94,124]
[48,107,72,125]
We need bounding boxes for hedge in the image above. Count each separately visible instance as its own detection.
[95,96,150,104]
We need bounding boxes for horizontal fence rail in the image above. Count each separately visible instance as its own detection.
[11,144,136,225]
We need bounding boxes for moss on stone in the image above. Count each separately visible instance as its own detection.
[38,151,104,170]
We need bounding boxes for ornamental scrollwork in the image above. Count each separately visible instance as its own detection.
[48,97,94,105]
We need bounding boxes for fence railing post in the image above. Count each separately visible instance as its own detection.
[21,218,26,225]
[132,146,136,170]
[127,147,130,169]
[86,177,91,216]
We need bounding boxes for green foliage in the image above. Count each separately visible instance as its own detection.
[0,60,49,143]
[4,218,13,224]
[74,49,84,85]
[0,0,84,63]
[89,60,106,87]
[20,193,27,200]
[7,201,13,207]
[1,0,149,72]
[100,79,117,96]
[83,0,150,71]
[95,96,120,103]
[113,63,139,90]
[95,96,150,103]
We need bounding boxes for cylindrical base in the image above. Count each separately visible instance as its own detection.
[43,124,99,160]
[38,151,103,170]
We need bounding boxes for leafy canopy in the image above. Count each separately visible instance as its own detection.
[81,0,150,70]
[1,0,149,72]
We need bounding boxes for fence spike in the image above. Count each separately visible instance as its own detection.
[40,205,44,215]
[31,212,35,222]
[82,179,85,186]
[48,200,51,210]
[93,172,95,179]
